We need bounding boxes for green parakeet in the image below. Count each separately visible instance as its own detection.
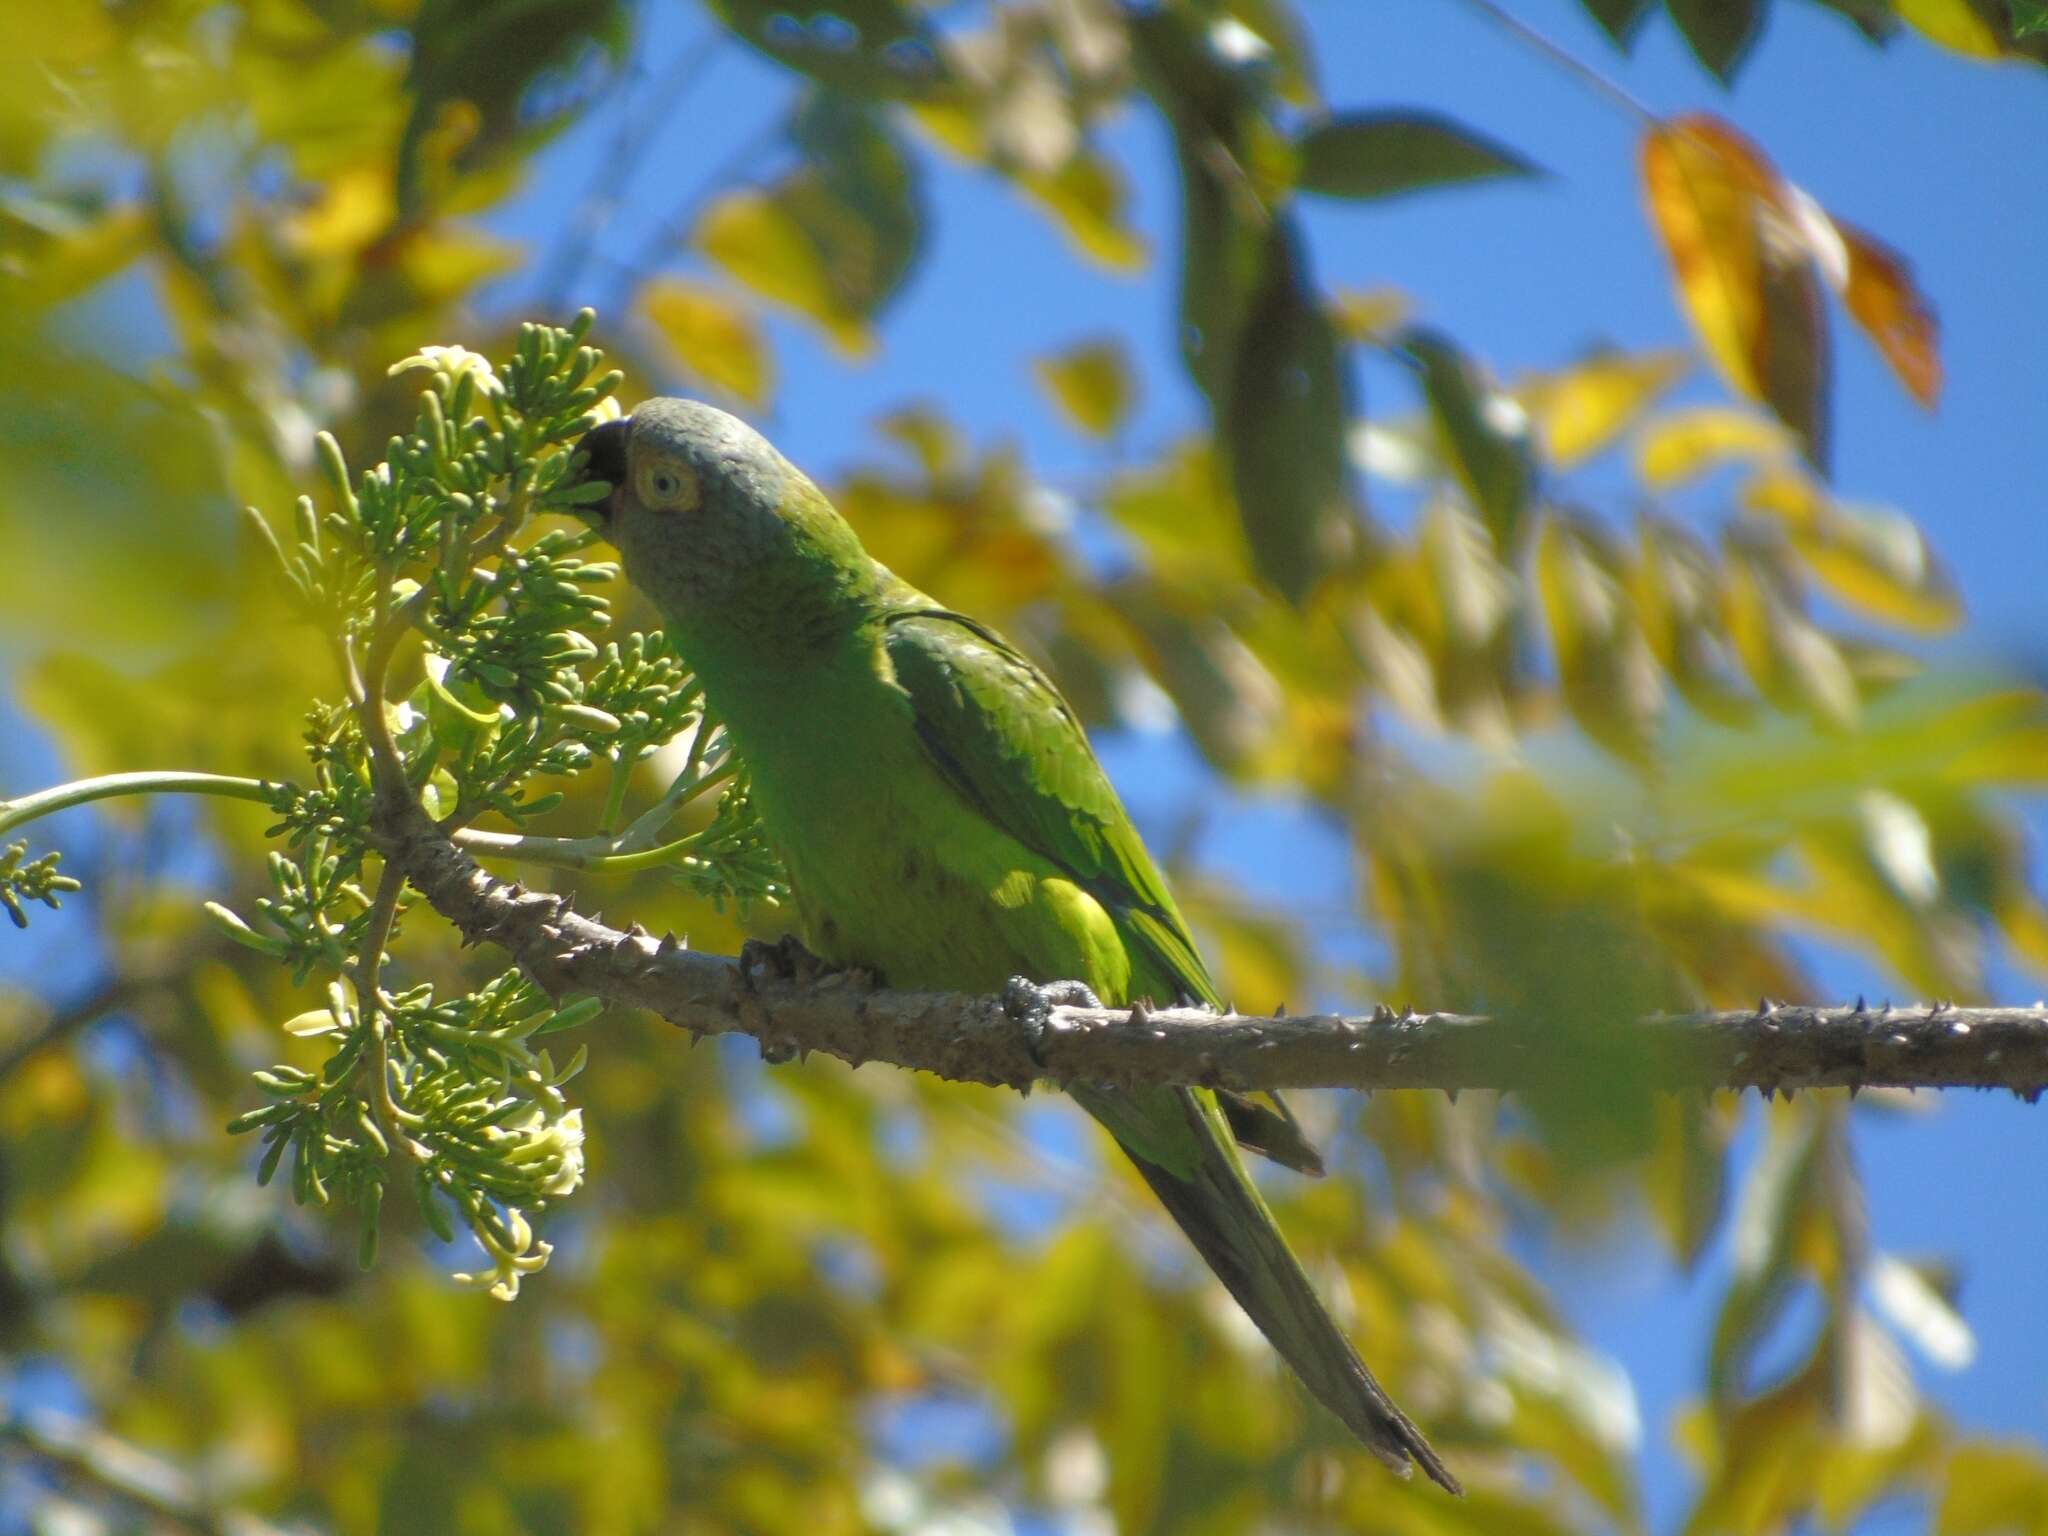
[576,399,1457,1492]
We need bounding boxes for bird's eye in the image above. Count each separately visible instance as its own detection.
[638,461,700,512]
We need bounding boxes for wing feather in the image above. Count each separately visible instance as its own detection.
[882,607,1220,1009]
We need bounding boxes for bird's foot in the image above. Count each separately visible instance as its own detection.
[1001,977,1103,1068]
[740,935,832,1064]
[740,932,829,989]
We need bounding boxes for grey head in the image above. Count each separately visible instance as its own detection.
[575,398,877,656]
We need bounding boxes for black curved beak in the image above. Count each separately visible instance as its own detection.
[571,415,632,526]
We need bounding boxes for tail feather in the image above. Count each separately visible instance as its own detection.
[1093,1086,1461,1494]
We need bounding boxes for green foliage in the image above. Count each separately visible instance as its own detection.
[1577,0,2048,67]
[16,320,791,1310]
[0,841,81,928]
[1295,110,1542,202]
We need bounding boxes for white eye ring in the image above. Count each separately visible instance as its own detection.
[639,462,699,512]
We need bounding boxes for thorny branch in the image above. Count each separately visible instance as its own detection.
[372,791,2048,1102]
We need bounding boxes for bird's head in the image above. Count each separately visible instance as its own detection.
[573,398,877,656]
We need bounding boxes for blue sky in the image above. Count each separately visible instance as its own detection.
[5,0,2044,1527]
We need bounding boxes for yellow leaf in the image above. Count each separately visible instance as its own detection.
[1018,151,1147,271]
[1833,217,1942,408]
[1744,471,1961,633]
[1640,115,1829,467]
[398,224,521,305]
[285,164,392,259]
[1722,551,1859,728]
[0,202,150,311]
[1899,0,2004,57]
[1636,406,1791,488]
[1516,347,1690,466]
[642,278,774,409]
[1641,117,1772,402]
[1033,336,1135,438]
[908,99,982,160]
[1742,467,1829,530]
[696,190,871,358]
[1936,1441,2048,1536]
[1329,285,1413,344]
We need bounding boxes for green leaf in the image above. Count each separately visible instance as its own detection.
[1427,794,1675,1169]
[1128,5,1275,406]
[1295,110,1540,202]
[397,0,628,218]
[1669,0,1766,82]
[1223,220,1355,604]
[1634,514,1761,724]
[1579,0,1657,46]
[1807,0,1903,43]
[1536,513,1665,765]
[1110,582,1283,777]
[706,0,949,98]
[1709,1105,1820,1399]
[1755,210,1833,475]
[1403,326,1537,552]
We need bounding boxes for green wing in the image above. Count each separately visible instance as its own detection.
[881,606,1220,1010]
[879,606,1456,1489]
[883,608,1325,1175]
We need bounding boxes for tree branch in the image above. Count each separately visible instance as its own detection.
[0,973,151,1084]
[372,793,2048,1100]
[1,1405,295,1536]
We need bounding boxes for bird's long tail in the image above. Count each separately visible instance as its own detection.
[1076,1084,1461,1494]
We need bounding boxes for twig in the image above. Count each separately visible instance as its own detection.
[535,27,726,311]
[1456,0,1658,124]
[451,756,736,872]
[372,788,2048,1100]
[599,112,790,312]
[0,974,151,1084]
[1,1405,298,1536]
[0,773,281,842]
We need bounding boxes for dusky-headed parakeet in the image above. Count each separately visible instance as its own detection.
[577,399,1457,1492]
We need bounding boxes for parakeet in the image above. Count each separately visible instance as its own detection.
[576,399,1457,1492]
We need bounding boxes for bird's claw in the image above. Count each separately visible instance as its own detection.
[740,935,835,1066]
[740,933,827,988]
[1002,976,1102,1069]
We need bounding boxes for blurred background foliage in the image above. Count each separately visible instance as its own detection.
[3,0,2046,1531]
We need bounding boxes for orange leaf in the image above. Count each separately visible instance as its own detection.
[1641,115,1830,471]
[1833,219,1941,408]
